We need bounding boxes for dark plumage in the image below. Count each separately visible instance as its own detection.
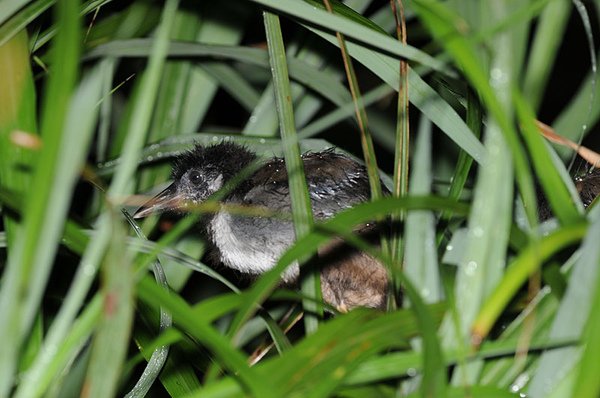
[575,168,600,208]
[135,142,388,311]
[538,167,600,220]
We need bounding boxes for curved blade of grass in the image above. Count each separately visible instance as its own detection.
[472,222,588,343]
[249,0,448,73]
[18,1,180,396]
[0,0,83,392]
[227,196,464,398]
[438,5,516,379]
[85,40,353,110]
[0,0,52,47]
[527,206,600,396]
[137,276,270,397]
[308,27,487,165]
[98,134,333,177]
[228,196,468,335]
[256,309,419,397]
[126,236,238,293]
[571,247,600,398]
[263,10,321,333]
[197,303,446,398]
[123,211,172,398]
[346,333,578,386]
[412,0,538,226]
[31,0,143,52]
[0,0,114,49]
[11,63,105,398]
[274,225,448,398]
[0,0,31,27]
[83,218,134,398]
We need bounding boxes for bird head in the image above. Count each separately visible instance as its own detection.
[134,142,256,218]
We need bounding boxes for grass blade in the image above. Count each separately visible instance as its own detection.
[263,10,321,333]
[83,220,134,398]
[0,0,82,392]
[527,207,600,396]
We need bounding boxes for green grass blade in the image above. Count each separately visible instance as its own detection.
[527,207,600,396]
[250,0,448,72]
[137,276,269,397]
[441,88,482,222]
[83,220,134,398]
[227,196,468,354]
[12,62,105,398]
[298,84,394,139]
[0,0,52,47]
[85,40,354,110]
[307,28,487,165]
[17,1,180,396]
[0,0,82,391]
[263,10,321,333]
[571,250,600,398]
[413,0,537,226]
[200,62,261,112]
[404,118,441,303]
[522,0,572,111]
[514,90,581,224]
[178,3,249,133]
[473,222,588,341]
[0,30,37,243]
[0,0,32,27]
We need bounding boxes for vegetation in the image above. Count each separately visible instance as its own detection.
[0,0,599,397]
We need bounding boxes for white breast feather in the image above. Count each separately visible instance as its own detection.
[210,211,299,282]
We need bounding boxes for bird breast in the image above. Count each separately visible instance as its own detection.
[209,210,300,283]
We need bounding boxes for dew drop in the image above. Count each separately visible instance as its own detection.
[465,260,478,276]
[490,67,508,86]
[83,263,96,276]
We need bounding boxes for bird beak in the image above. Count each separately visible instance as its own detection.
[134,183,184,219]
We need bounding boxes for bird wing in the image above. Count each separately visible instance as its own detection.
[241,150,373,219]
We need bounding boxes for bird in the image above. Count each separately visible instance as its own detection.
[134,141,389,311]
[538,166,600,220]
[575,167,600,208]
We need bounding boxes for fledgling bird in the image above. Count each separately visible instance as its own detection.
[575,167,600,208]
[134,142,388,311]
[538,166,600,220]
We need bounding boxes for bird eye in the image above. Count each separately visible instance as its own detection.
[189,170,202,185]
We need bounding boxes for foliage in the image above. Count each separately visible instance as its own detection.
[0,0,599,397]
